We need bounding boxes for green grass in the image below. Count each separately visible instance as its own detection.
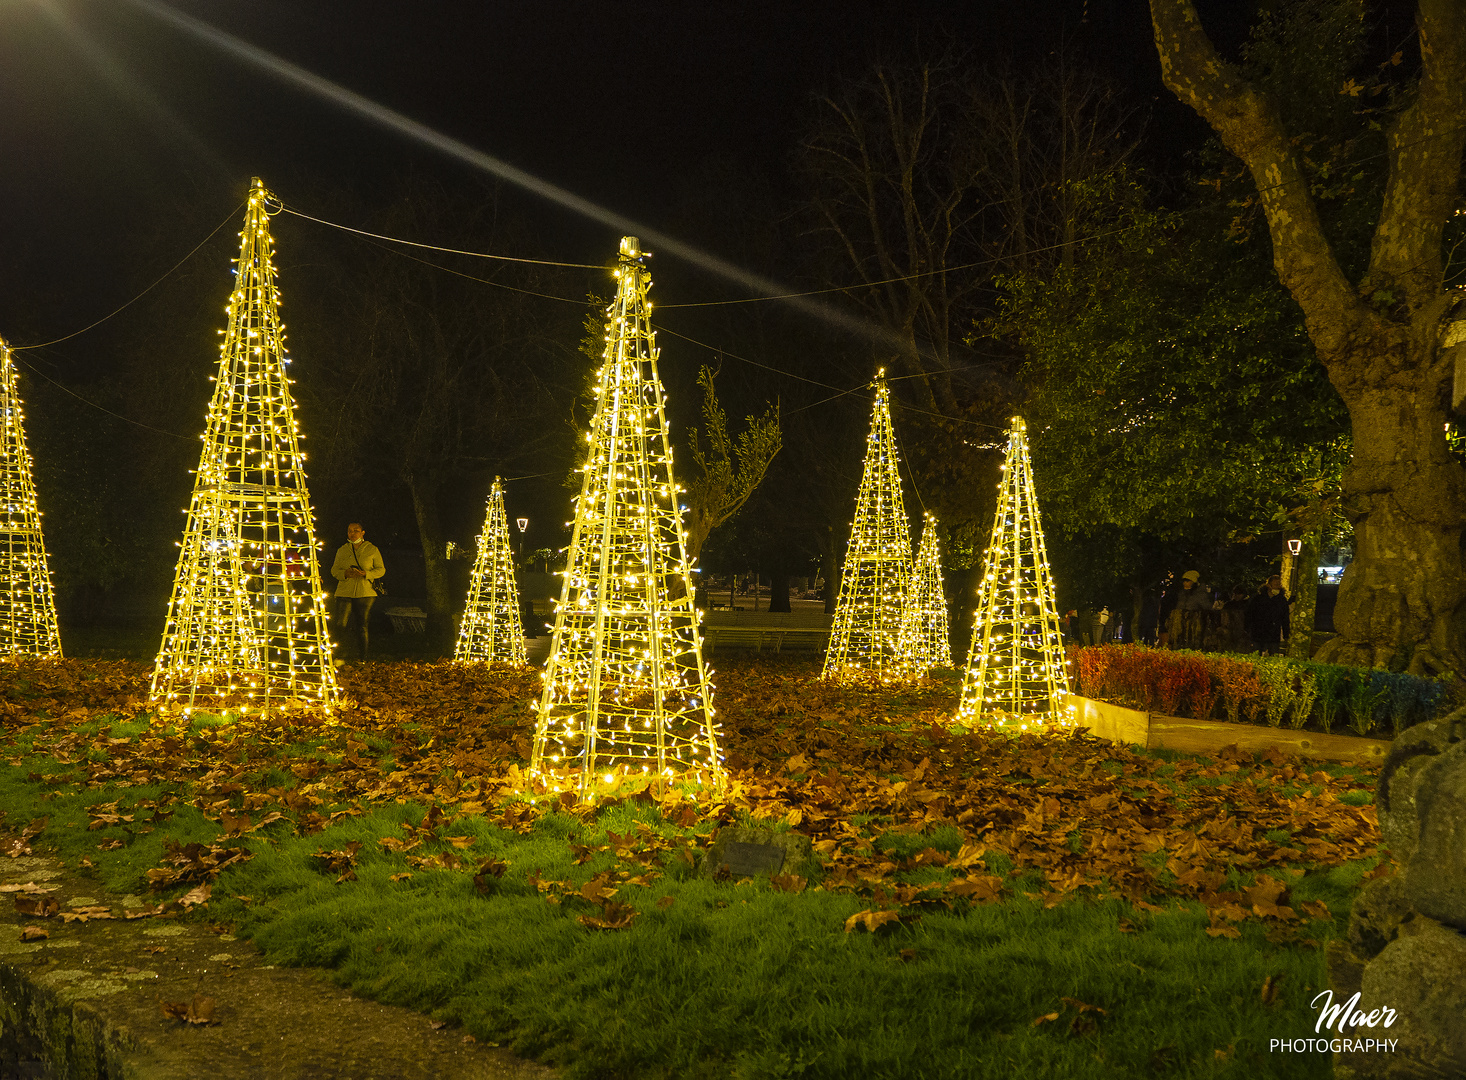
[0,652,1386,1080]
[200,806,1363,1080]
[0,756,1370,1080]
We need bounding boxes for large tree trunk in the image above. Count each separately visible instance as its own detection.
[769,571,792,613]
[407,473,455,644]
[820,527,839,615]
[1149,0,1466,683]
[1326,353,1465,673]
[1287,531,1321,661]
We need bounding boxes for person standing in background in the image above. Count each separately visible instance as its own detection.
[1246,573,1292,655]
[331,522,385,664]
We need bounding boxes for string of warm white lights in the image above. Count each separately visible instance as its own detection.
[900,512,951,674]
[0,338,62,659]
[529,236,722,798]
[957,417,1071,730]
[822,372,913,682]
[454,477,528,666]
[151,178,338,715]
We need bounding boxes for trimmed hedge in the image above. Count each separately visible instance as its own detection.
[1071,643,1449,738]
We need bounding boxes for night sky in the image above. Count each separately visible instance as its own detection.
[0,0,1217,328]
[0,0,1259,564]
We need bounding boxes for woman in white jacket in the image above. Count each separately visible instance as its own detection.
[330,522,385,663]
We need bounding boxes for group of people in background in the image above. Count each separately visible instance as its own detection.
[1063,570,1295,656]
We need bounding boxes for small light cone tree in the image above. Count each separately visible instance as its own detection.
[152,178,337,714]
[530,237,721,797]
[957,417,1071,729]
[900,512,951,673]
[454,477,527,665]
[822,373,913,682]
[0,337,62,658]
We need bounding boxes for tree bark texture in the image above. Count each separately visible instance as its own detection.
[821,528,839,615]
[769,571,792,614]
[407,475,455,643]
[1288,532,1321,661]
[1150,0,1466,680]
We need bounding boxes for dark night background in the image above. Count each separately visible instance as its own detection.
[0,0,1391,637]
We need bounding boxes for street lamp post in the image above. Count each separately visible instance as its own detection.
[1285,537,1302,596]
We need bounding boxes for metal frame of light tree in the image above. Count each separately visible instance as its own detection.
[899,512,951,673]
[529,236,721,797]
[822,372,913,682]
[454,477,527,665]
[151,178,337,714]
[0,337,62,658]
[957,417,1071,729]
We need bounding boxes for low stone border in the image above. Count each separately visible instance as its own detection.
[0,851,557,1079]
[1072,694,1391,763]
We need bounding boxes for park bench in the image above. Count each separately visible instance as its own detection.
[701,611,833,654]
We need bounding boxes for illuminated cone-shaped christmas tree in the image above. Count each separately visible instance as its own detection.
[957,417,1070,729]
[822,373,913,682]
[530,237,720,797]
[899,513,951,673]
[151,178,336,714]
[454,478,527,665]
[0,338,61,658]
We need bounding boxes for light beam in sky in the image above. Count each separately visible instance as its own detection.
[126,0,914,356]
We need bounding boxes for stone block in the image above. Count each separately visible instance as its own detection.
[698,827,812,880]
[1404,741,1466,931]
[1377,712,1463,862]
[1334,918,1466,1079]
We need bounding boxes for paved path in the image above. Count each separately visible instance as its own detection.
[0,853,557,1080]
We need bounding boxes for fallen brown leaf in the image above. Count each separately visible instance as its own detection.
[1260,974,1284,1005]
[14,895,59,918]
[844,908,901,934]
[578,900,638,930]
[768,873,807,894]
[160,994,216,1025]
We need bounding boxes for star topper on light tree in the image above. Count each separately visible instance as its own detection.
[957,417,1071,730]
[529,237,722,799]
[151,178,337,715]
[0,337,62,659]
[822,372,913,682]
[454,477,527,666]
[900,512,951,674]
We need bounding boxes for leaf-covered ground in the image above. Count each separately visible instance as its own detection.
[0,655,1386,1079]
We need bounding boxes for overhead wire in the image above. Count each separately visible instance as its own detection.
[345,232,588,305]
[9,353,194,440]
[275,202,605,269]
[22,103,1466,438]
[14,202,243,351]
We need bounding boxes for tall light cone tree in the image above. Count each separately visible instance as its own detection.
[0,338,61,658]
[530,237,721,797]
[900,513,951,673]
[454,477,527,665]
[822,373,913,682]
[958,418,1070,729]
[152,178,337,714]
